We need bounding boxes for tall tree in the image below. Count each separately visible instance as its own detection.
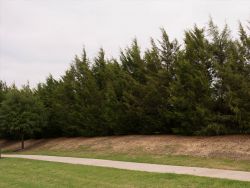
[207,20,248,133]
[61,49,102,136]
[36,75,63,137]
[170,26,213,135]
[0,86,46,149]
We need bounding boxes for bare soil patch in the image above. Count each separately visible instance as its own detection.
[1,135,250,160]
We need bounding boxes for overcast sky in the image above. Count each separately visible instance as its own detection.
[0,0,250,87]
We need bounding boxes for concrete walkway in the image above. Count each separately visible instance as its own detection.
[3,154,250,182]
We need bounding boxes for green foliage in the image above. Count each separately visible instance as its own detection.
[36,75,62,137]
[0,81,7,106]
[0,85,47,143]
[0,19,250,137]
[170,60,212,135]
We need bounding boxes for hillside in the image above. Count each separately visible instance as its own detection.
[1,135,250,160]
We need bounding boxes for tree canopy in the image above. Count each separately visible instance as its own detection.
[0,20,249,140]
[0,86,46,148]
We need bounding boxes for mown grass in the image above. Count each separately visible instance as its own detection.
[0,158,249,188]
[17,148,250,172]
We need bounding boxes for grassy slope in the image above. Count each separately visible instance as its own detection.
[19,149,250,172]
[0,158,250,188]
[2,135,250,172]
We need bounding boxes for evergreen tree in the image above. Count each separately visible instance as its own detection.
[170,26,213,135]
[36,75,63,137]
[207,20,248,133]
[61,49,102,136]
[236,23,250,132]
[0,85,46,149]
[92,49,120,134]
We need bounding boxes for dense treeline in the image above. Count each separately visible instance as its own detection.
[0,20,250,142]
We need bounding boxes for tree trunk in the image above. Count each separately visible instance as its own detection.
[21,134,24,150]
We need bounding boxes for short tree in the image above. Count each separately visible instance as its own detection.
[0,86,46,149]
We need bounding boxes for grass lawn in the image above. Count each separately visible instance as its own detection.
[0,158,249,188]
[17,149,250,172]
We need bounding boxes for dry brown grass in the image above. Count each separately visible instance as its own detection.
[1,135,250,160]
